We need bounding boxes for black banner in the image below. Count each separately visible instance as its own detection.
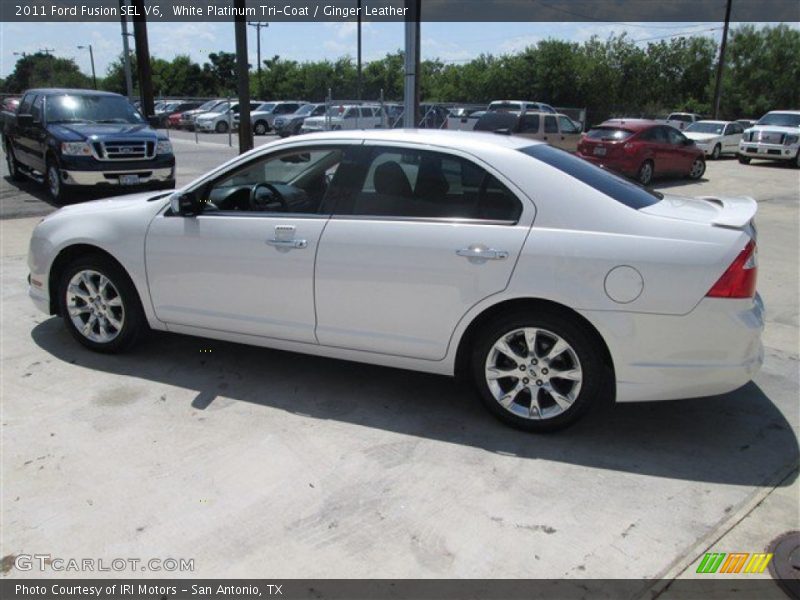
[0,579,795,599]
[0,0,798,22]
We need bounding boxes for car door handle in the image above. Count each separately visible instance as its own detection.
[267,239,308,249]
[456,246,508,260]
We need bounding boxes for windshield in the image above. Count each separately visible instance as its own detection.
[489,102,522,112]
[296,104,316,116]
[196,100,218,111]
[585,127,633,141]
[757,113,800,128]
[686,122,725,134]
[257,103,276,112]
[46,94,144,124]
[519,145,662,209]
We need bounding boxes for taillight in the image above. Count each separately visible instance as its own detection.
[706,240,757,298]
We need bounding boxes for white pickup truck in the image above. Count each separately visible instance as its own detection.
[738,110,800,167]
[661,112,703,131]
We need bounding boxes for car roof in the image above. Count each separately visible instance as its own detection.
[293,128,539,151]
[25,88,122,97]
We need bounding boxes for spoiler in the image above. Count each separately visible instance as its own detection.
[697,196,758,229]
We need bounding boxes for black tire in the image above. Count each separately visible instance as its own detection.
[58,254,146,353]
[215,120,229,134]
[738,154,751,165]
[470,309,608,432]
[45,155,73,203]
[636,160,654,186]
[5,141,24,181]
[711,144,721,160]
[688,157,706,180]
[253,121,268,135]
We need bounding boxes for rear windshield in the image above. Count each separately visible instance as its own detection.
[519,145,662,209]
[585,127,633,141]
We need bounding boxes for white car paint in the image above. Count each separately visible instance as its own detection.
[684,120,745,157]
[301,105,386,133]
[28,130,763,423]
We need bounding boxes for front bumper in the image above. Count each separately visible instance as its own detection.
[62,166,174,186]
[738,141,798,160]
[584,294,765,403]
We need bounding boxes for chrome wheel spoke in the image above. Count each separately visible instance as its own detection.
[494,338,522,365]
[529,389,542,418]
[80,272,98,296]
[98,275,110,299]
[486,366,518,381]
[106,295,123,307]
[105,312,123,330]
[499,381,525,409]
[543,337,569,361]
[551,367,582,381]
[524,329,538,358]
[67,269,124,344]
[82,314,97,337]
[67,283,91,302]
[547,386,574,411]
[68,305,91,317]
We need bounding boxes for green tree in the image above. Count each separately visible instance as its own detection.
[1,52,91,93]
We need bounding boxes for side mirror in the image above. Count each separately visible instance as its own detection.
[17,114,33,127]
[170,192,203,217]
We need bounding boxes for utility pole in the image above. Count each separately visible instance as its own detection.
[402,0,421,128]
[357,0,362,100]
[235,0,254,153]
[247,21,268,99]
[712,0,733,119]
[131,0,155,117]
[39,47,55,56]
[119,0,135,101]
[78,45,97,89]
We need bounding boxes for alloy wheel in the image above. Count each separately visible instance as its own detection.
[712,145,721,160]
[484,327,583,420]
[638,162,653,186]
[47,164,61,198]
[690,158,705,179]
[66,269,125,343]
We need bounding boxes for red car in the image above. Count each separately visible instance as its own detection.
[167,112,184,128]
[576,119,706,186]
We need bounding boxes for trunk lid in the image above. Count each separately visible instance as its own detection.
[640,194,757,229]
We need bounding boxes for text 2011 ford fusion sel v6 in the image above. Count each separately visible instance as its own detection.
[27,130,764,431]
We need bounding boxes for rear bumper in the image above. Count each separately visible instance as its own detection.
[583,294,765,403]
[577,153,638,177]
[738,141,798,160]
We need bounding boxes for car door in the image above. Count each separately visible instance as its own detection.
[542,115,560,146]
[11,93,38,169]
[664,127,696,173]
[314,143,534,360]
[724,123,741,152]
[516,114,541,141]
[555,115,582,152]
[145,143,355,342]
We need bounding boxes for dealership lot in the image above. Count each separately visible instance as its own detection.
[1,140,798,589]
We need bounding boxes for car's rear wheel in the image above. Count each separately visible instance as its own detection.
[215,121,229,133]
[471,311,606,432]
[253,121,268,135]
[738,154,751,165]
[5,142,24,181]
[636,160,654,186]
[688,157,706,180]
[711,144,721,160]
[58,255,146,353]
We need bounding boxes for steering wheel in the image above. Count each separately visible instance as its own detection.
[249,182,288,212]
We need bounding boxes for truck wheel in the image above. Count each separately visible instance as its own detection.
[738,155,751,165]
[5,142,24,181]
[46,156,72,203]
[794,151,800,169]
[215,121,229,134]
[253,121,268,135]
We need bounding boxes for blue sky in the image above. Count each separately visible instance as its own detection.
[0,20,793,80]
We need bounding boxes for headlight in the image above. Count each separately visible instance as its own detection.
[784,135,799,146]
[61,141,93,156]
[156,140,173,154]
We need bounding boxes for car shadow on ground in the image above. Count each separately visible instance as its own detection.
[31,319,798,488]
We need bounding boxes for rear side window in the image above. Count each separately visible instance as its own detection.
[544,116,558,134]
[585,127,633,141]
[335,146,522,222]
[520,114,540,133]
[519,145,662,209]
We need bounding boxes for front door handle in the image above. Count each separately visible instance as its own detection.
[456,245,508,260]
[267,238,307,249]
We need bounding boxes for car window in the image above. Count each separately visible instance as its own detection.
[520,145,662,209]
[202,146,347,215]
[335,147,522,222]
[666,127,687,145]
[18,93,34,115]
[544,116,558,134]
[586,127,634,141]
[519,114,540,133]
[30,95,43,121]
[558,116,579,133]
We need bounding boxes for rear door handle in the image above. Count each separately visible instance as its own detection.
[267,238,307,249]
[456,245,508,260]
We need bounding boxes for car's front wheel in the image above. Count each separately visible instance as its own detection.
[471,310,607,432]
[215,121,229,133]
[738,154,751,165]
[58,255,146,353]
[688,157,706,180]
[253,121,268,135]
[45,156,72,203]
[711,144,721,160]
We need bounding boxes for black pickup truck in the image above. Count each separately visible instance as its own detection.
[3,88,176,202]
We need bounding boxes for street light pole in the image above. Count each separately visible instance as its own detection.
[357,0,362,101]
[711,0,733,119]
[247,21,268,99]
[78,44,97,89]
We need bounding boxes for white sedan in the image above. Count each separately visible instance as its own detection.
[684,120,746,159]
[27,130,764,432]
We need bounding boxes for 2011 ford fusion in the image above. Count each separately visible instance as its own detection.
[27,130,764,431]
